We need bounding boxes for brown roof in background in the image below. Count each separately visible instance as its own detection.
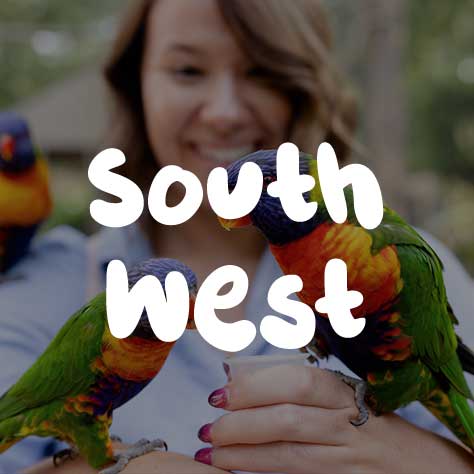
[15,68,108,156]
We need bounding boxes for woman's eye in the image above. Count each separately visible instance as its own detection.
[247,66,270,79]
[263,176,276,186]
[173,66,203,78]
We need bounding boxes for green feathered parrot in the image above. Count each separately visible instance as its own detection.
[220,148,474,451]
[0,258,197,473]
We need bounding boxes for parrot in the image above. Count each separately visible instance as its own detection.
[219,147,474,451]
[0,112,52,274]
[0,258,197,474]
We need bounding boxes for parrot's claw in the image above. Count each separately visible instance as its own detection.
[302,337,329,366]
[99,438,168,474]
[302,345,320,366]
[53,447,79,467]
[327,370,370,426]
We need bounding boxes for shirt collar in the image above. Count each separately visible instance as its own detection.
[94,224,153,273]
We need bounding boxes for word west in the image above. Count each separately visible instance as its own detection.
[90,142,384,347]
[106,259,365,352]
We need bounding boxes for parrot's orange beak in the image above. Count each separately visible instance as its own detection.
[0,135,15,161]
[218,215,252,231]
[186,296,196,329]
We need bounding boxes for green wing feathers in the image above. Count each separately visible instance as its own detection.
[0,293,107,422]
[353,197,474,445]
[0,416,24,453]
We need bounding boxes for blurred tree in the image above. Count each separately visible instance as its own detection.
[324,0,409,214]
[364,0,408,215]
[325,0,474,274]
[405,0,474,273]
[407,0,474,179]
[0,0,126,107]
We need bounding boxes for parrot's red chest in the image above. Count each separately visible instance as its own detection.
[64,332,174,418]
[270,222,403,317]
[99,329,174,382]
[270,222,412,364]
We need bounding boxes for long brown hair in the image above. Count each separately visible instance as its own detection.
[104,0,358,232]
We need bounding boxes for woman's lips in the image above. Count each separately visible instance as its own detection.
[189,142,259,167]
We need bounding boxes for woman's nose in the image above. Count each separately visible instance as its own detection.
[200,76,250,133]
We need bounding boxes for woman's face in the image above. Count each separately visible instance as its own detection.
[141,0,292,185]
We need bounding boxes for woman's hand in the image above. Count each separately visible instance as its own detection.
[23,443,228,474]
[195,365,474,473]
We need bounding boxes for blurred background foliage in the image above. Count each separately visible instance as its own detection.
[406,0,474,274]
[0,0,125,107]
[0,0,473,273]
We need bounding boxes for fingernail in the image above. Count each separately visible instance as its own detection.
[198,423,212,443]
[223,362,232,381]
[194,447,213,465]
[208,388,228,408]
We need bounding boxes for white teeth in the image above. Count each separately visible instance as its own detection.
[200,146,255,163]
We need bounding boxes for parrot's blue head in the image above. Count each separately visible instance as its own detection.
[0,113,36,173]
[220,149,319,245]
[127,258,198,340]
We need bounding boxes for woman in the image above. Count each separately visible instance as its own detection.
[1,0,474,473]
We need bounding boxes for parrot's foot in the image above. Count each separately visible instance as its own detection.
[302,336,329,366]
[327,370,369,426]
[53,446,79,467]
[302,344,321,366]
[99,438,168,474]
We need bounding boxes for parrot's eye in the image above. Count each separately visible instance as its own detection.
[0,135,15,161]
[263,176,276,187]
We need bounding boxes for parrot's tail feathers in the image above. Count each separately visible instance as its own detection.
[450,390,474,445]
[457,336,474,376]
[0,415,27,454]
[422,387,474,451]
[0,438,20,454]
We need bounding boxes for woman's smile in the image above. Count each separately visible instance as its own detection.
[187,142,262,167]
[141,0,291,188]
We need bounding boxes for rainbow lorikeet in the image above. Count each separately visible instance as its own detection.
[220,148,474,450]
[0,258,197,473]
[0,112,52,273]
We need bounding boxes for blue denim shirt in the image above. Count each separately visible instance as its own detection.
[1,225,473,472]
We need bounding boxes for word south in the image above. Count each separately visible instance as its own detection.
[89,142,384,231]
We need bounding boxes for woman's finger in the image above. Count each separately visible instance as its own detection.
[199,403,356,446]
[195,441,349,474]
[210,365,357,412]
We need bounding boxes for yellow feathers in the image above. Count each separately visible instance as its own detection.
[0,157,52,226]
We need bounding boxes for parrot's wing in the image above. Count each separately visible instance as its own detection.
[339,188,444,266]
[367,207,441,263]
[0,293,107,421]
[376,218,472,399]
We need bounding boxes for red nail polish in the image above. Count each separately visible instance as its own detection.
[208,388,228,408]
[195,447,213,465]
[198,423,212,443]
